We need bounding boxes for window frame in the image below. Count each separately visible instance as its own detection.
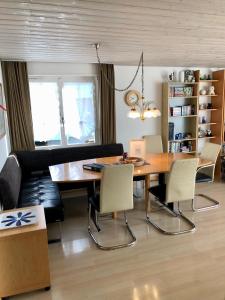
[29,75,100,149]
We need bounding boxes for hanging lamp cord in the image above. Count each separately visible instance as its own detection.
[95,44,143,92]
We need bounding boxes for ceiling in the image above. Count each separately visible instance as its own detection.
[1,0,225,66]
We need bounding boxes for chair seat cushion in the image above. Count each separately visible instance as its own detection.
[196,172,212,183]
[133,175,145,181]
[149,184,166,202]
[19,175,64,224]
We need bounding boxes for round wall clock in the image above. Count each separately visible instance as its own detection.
[124,90,141,107]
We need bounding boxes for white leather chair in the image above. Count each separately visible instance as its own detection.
[193,142,221,212]
[147,158,199,235]
[88,164,136,250]
[133,135,163,196]
[143,135,163,154]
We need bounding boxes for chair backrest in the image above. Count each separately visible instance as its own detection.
[166,158,199,203]
[199,143,221,180]
[100,164,134,214]
[143,135,163,153]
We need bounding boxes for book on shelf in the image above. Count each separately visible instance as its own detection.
[170,106,182,116]
[170,105,193,116]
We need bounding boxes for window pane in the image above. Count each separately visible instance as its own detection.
[29,82,62,146]
[62,82,96,145]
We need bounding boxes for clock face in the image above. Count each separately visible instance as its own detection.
[124,90,141,106]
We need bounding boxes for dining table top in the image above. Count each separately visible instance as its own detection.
[49,152,212,183]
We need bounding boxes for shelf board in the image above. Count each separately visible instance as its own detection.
[169,96,197,99]
[182,151,196,154]
[198,136,216,140]
[198,94,218,97]
[198,122,217,126]
[170,115,197,118]
[167,81,198,85]
[169,138,196,143]
[199,108,218,111]
[199,80,219,83]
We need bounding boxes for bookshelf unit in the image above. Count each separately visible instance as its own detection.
[162,81,198,154]
[162,70,224,157]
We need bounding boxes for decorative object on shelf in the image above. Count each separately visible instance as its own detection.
[174,87,185,97]
[207,103,213,109]
[175,132,192,140]
[179,71,185,82]
[198,128,206,138]
[200,89,207,95]
[200,74,212,80]
[183,87,193,96]
[94,43,160,121]
[168,71,177,81]
[0,209,37,230]
[175,133,182,140]
[208,86,215,95]
[183,132,192,139]
[205,129,212,137]
[201,116,207,124]
[184,70,195,82]
[199,103,207,110]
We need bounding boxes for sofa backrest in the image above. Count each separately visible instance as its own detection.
[0,155,22,210]
[51,143,124,165]
[14,149,54,175]
[14,143,124,174]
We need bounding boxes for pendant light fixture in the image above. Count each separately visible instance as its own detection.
[94,44,161,121]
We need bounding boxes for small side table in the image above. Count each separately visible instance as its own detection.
[0,205,51,299]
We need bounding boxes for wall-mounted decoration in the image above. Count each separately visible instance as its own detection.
[0,84,6,139]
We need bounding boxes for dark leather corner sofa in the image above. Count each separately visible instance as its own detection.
[0,143,124,230]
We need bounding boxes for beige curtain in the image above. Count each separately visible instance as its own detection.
[1,61,35,151]
[99,64,116,144]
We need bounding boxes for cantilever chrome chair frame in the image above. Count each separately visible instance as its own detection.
[193,164,219,212]
[88,204,136,250]
[146,158,198,235]
[146,199,196,235]
[87,164,136,250]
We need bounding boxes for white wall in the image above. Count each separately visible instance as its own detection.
[0,63,9,171]
[28,62,218,152]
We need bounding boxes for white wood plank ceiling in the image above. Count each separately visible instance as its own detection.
[1,0,225,66]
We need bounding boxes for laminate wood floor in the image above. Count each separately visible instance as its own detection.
[13,181,225,300]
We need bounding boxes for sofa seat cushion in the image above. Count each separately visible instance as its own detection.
[19,175,64,224]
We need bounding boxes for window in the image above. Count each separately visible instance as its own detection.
[29,77,98,147]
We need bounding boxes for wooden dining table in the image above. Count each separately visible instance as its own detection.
[49,152,212,213]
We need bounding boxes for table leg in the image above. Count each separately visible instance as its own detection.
[145,174,150,213]
[112,212,117,219]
